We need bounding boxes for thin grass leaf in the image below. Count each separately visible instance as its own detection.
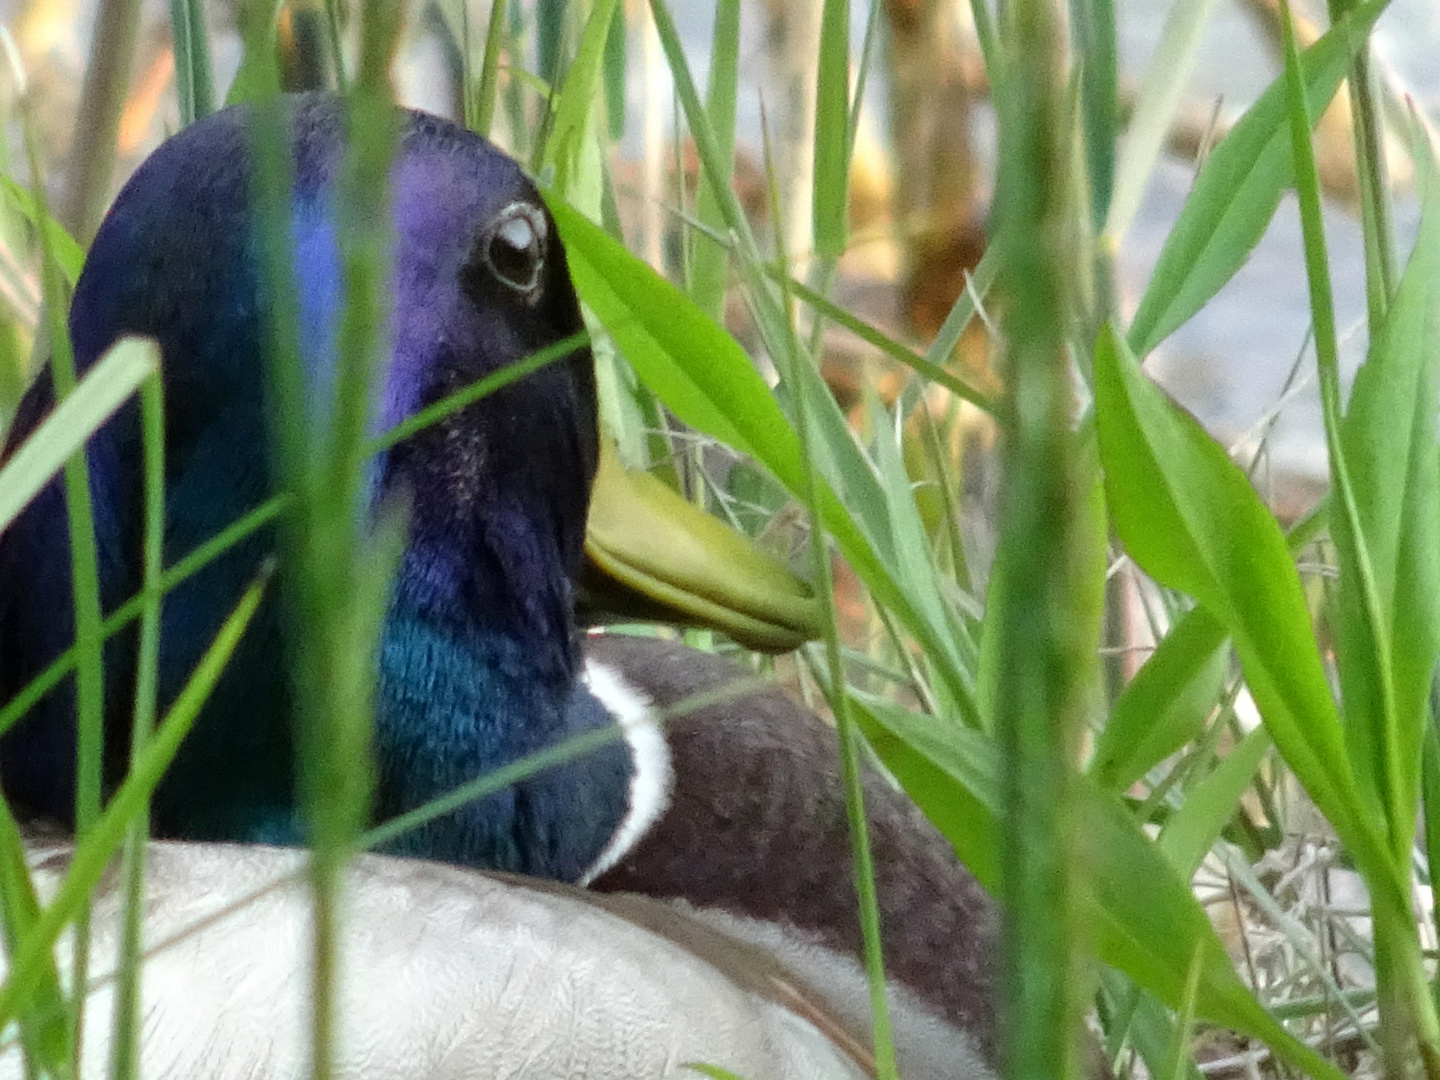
[1104,0,1219,244]
[1279,9,1440,1062]
[1330,180,1440,855]
[1097,971,1204,1080]
[0,794,69,1075]
[0,337,158,534]
[1070,0,1118,228]
[854,699,1348,1080]
[0,494,285,746]
[542,0,620,196]
[812,0,849,262]
[1125,0,1388,358]
[1162,943,1205,1080]
[109,370,165,1080]
[1092,325,1407,924]
[550,197,977,718]
[784,342,898,1079]
[1089,608,1228,792]
[1156,725,1272,877]
[168,0,215,125]
[0,178,83,287]
[0,569,269,1036]
[775,270,993,411]
[61,0,144,243]
[22,114,108,1067]
[689,0,740,322]
[471,0,509,137]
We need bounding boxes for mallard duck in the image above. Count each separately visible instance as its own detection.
[0,94,998,1079]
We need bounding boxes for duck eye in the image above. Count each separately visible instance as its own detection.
[482,203,547,297]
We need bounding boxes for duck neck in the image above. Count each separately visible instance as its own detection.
[373,523,633,882]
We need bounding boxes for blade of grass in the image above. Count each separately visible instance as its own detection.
[770,269,994,412]
[990,4,1096,1076]
[1155,725,1272,877]
[1329,103,1440,868]
[0,178,83,286]
[470,0,509,138]
[812,0,849,263]
[773,175,897,1080]
[109,370,165,1080]
[1279,1,1440,1069]
[689,0,740,322]
[1070,0,1118,229]
[1325,0,1396,324]
[23,106,108,1071]
[1090,608,1229,792]
[854,697,1349,1080]
[542,0,620,197]
[168,0,215,125]
[551,197,978,719]
[0,337,158,534]
[0,570,269,1037]
[1104,0,1219,244]
[1093,324,1409,938]
[0,791,69,1076]
[61,0,143,244]
[1126,0,1388,358]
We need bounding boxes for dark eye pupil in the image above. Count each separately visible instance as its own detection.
[488,216,542,292]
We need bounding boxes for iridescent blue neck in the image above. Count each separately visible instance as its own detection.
[371,539,631,879]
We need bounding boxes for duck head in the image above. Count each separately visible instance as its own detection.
[0,95,643,880]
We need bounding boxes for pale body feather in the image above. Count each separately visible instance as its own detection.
[5,843,869,1080]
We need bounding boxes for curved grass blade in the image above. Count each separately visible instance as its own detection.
[1331,191,1440,855]
[0,337,158,534]
[0,178,83,286]
[550,197,977,717]
[542,0,621,196]
[0,569,269,1036]
[0,794,69,1074]
[1093,324,1406,921]
[1126,0,1387,358]
[1089,608,1227,792]
[854,698,1346,1080]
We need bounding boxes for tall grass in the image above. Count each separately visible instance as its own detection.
[0,2,1435,1079]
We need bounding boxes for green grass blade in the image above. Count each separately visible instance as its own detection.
[1093,324,1407,920]
[61,0,144,243]
[854,699,1348,1080]
[1156,725,1272,877]
[109,369,165,1080]
[0,570,269,1036]
[689,0,740,322]
[550,198,977,717]
[542,0,620,196]
[773,270,994,411]
[812,0,849,262]
[168,0,215,125]
[1125,0,1388,358]
[1090,608,1228,792]
[471,0,509,137]
[0,793,70,1075]
[1070,0,1118,227]
[1097,970,1203,1080]
[1104,0,1218,244]
[0,337,158,534]
[0,178,83,286]
[1330,155,1440,858]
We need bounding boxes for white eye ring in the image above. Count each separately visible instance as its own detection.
[482,202,548,297]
